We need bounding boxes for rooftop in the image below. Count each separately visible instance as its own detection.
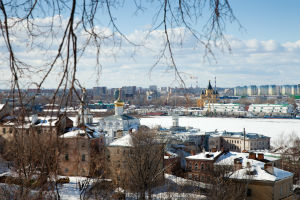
[215,152,293,182]
[206,131,269,139]
[109,134,133,147]
[60,129,87,138]
[103,114,136,121]
[186,151,222,161]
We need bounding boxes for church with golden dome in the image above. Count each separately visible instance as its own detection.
[98,88,140,144]
[197,80,219,109]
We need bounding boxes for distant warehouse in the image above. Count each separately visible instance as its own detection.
[248,104,294,116]
[203,103,246,117]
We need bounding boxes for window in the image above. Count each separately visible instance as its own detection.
[201,163,204,170]
[65,154,69,161]
[2,128,6,134]
[65,168,69,172]
[206,164,210,170]
[82,154,86,161]
[194,163,198,170]
[9,128,12,134]
[81,142,86,148]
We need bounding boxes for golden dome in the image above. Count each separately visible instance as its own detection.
[114,88,124,107]
[114,99,124,107]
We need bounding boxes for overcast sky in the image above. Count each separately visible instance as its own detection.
[0,0,299,89]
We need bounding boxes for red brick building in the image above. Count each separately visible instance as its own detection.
[164,151,181,175]
[185,151,224,183]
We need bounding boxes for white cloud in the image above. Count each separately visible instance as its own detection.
[0,17,299,89]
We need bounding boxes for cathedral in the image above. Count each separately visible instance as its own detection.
[197,80,219,109]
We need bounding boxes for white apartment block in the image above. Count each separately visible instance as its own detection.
[247,85,258,96]
[291,85,299,95]
[268,85,278,96]
[281,85,292,95]
[234,86,247,96]
[258,85,269,95]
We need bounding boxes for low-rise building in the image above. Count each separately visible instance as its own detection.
[203,103,245,116]
[185,151,294,199]
[248,104,294,116]
[205,130,270,152]
[58,129,105,177]
[185,151,223,182]
[0,114,73,141]
[164,151,181,175]
[107,133,165,190]
[215,152,294,200]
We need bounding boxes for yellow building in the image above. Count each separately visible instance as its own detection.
[197,80,219,109]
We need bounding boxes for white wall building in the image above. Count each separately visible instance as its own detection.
[248,104,294,115]
[206,131,270,152]
[203,103,245,113]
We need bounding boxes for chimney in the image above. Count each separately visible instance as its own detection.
[249,152,256,160]
[264,163,274,175]
[257,153,264,160]
[212,148,217,152]
[234,158,243,170]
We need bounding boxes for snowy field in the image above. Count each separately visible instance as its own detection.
[140,116,300,145]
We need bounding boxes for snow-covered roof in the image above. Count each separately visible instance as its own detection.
[206,131,269,139]
[60,129,86,138]
[90,109,107,113]
[35,117,59,127]
[109,134,133,147]
[3,121,31,129]
[165,150,179,159]
[0,104,5,110]
[215,152,293,182]
[215,152,261,166]
[186,151,222,161]
[230,164,293,182]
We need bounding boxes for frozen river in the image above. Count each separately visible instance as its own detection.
[140,116,300,144]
